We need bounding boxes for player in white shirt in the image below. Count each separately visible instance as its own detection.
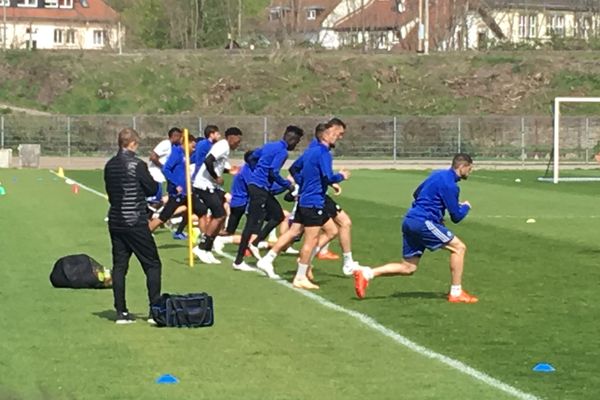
[192,127,244,266]
[148,127,183,204]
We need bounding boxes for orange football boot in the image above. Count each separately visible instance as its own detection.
[447,290,479,304]
[353,270,369,299]
[317,249,340,260]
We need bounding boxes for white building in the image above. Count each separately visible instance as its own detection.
[0,0,122,50]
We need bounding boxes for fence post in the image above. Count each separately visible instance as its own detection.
[0,115,4,149]
[198,117,203,136]
[457,117,462,153]
[521,117,525,167]
[132,115,137,130]
[67,116,71,165]
[263,116,268,144]
[585,117,590,164]
[393,116,397,162]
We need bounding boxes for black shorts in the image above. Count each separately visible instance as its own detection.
[324,195,342,218]
[158,194,206,222]
[194,188,226,218]
[294,207,330,227]
[247,185,284,223]
[226,205,246,234]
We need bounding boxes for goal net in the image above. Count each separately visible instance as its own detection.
[539,97,600,183]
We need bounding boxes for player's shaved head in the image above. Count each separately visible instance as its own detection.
[452,153,473,169]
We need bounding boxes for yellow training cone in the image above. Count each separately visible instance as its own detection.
[57,167,65,178]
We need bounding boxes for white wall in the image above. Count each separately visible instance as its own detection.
[1,20,120,50]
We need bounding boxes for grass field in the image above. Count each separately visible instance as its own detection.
[1,168,600,399]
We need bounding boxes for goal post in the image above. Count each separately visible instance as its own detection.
[538,96,600,184]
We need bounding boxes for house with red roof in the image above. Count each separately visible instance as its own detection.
[0,0,121,50]
[266,0,468,51]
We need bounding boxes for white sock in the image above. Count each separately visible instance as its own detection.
[309,246,321,263]
[264,250,278,263]
[450,285,462,297]
[296,263,308,280]
[363,267,374,280]
[319,243,330,254]
[343,252,354,265]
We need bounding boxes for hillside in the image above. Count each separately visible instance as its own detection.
[1,49,600,116]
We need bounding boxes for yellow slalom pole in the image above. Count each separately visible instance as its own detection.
[183,128,194,268]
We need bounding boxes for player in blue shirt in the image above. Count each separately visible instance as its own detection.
[147,135,207,238]
[232,126,304,273]
[191,125,220,181]
[354,153,478,304]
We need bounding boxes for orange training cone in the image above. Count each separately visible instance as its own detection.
[71,184,79,194]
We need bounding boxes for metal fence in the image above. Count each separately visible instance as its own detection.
[1,114,600,162]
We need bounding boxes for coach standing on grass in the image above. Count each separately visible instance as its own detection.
[104,128,162,325]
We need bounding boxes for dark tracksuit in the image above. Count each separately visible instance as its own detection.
[104,148,162,314]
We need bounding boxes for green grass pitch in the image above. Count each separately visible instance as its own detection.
[1,168,599,399]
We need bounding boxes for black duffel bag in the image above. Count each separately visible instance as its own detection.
[50,254,112,289]
[151,293,214,328]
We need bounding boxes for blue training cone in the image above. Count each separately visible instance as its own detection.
[0,185,6,196]
[156,374,179,384]
[533,363,555,372]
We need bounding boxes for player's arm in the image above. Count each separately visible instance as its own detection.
[269,151,292,189]
[149,151,162,169]
[289,154,304,182]
[204,154,219,181]
[137,161,159,197]
[161,150,178,183]
[319,151,346,184]
[441,184,470,223]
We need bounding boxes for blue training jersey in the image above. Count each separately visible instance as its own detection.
[191,139,213,180]
[289,138,320,189]
[248,139,290,191]
[162,144,187,196]
[230,164,252,208]
[298,141,344,208]
[405,168,470,224]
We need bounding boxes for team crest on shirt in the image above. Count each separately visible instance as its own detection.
[317,210,323,215]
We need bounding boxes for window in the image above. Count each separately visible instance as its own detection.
[576,15,592,38]
[93,30,105,46]
[518,14,537,38]
[528,15,537,38]
[0,0,10,5]
[307,9,316,20]
[45,0,58,7]
[59,0,73,8]
[396,0,406,13]
[17,0,37,6]
[53,29,63,44]
[66,29,75,44]
[547,14,565,37]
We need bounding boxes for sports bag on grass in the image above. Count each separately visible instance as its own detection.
[151,293,214,328]
[50,254,112,289]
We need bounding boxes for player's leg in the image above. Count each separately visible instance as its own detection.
[443,236,477,303]
[233,185,268,270]
[109,230,134,323]
[293,225,321,289]
[257,221,304,277]
[194,189,225,264]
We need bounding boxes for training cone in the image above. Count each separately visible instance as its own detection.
[57,167,65,178]
[0,186,5,196]
[533,363,555,372]
[71,184,79,194]
[156,374,179,384]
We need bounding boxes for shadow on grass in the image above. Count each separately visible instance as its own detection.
[93,310,117,321]
[158,244,185,250]
[352,291,446,301]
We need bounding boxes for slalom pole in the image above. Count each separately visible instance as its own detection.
[183,128,194,267]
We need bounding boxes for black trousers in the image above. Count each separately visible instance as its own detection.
[109,226,162,314]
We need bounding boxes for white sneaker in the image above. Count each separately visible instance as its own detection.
[193,247,215,264]
[257,241,270,249]
[232,261,256,272]
[213,236,226,255]
[256,259,281,280]
[343,261,366,276]
[206,251,221,264]
[284,247,299,255]
[248,243,262,260]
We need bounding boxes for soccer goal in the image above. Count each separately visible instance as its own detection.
[538,97,600,183]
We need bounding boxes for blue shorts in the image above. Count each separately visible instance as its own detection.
[402,217,454,258]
